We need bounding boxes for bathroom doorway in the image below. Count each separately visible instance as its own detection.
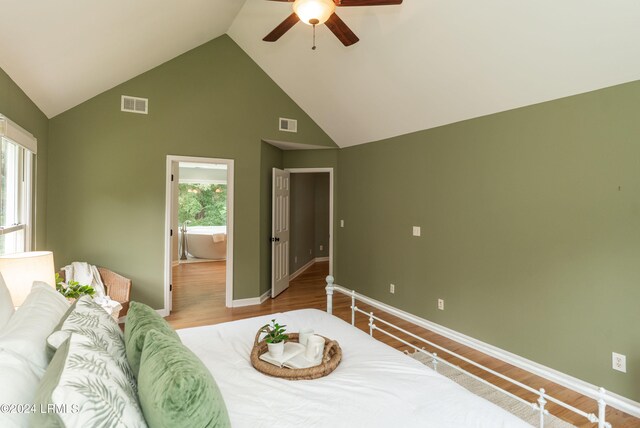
[163,156,234,315]
[176,162,228,264]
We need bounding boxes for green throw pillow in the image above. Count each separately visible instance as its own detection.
[138,330,230,428]
[125,301,180,378]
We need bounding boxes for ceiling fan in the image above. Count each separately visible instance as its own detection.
[263,0,403,48]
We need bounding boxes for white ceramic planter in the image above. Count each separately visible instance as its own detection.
[267,341,285,358]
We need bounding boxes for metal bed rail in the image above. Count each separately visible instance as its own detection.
[324,275,639,428]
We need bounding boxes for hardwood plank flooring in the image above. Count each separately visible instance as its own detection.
[166,261,638,428]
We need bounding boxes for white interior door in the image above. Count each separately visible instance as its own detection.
[271,168,290,298]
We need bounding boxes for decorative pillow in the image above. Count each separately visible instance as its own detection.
[125,301,180,378]
[0,350,43,428]
[138,330,230,428]
[46,295,136,393]
[32,333,147,428]
[0,282,69,370]
[48,295,122,351]
[0,272,14,328]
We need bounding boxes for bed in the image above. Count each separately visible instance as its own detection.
[2,276,625,427]
[178,308,532,428]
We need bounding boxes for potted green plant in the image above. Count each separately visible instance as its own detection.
[259,319,289,358]
[55,273,96,302]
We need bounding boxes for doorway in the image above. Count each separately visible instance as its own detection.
[271,167,333,299]
[164,156,234,314]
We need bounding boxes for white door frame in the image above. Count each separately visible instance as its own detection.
[285,168,334,276]
[163,155,235,314]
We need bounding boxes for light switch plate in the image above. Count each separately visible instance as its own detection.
[413,226,421,237]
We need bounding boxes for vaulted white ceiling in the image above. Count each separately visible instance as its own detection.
[0,0,244,118]
[1,0,640,147]
[230,0,640,147]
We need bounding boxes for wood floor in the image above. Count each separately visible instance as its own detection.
[166,261,638,428]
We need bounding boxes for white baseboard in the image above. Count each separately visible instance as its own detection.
[232,290,270,308]
[290,259,316,281]
[423,322,640,414]
[435,322,640,415]
[290,257,330,281]
[332,285,640,417]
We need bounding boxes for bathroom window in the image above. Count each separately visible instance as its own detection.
[0,136,34,255]
[178,183,227,226]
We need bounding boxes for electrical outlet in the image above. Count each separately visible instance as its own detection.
[309,249,312,255]
[340,220,345,228]
[320,245,323,251]
[438,299,444,310]
[612,352,626,373]
[413,226,421,237]
[390,284,395,294]
[294,256,297,263]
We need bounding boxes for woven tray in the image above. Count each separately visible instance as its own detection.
[251,332,342,380]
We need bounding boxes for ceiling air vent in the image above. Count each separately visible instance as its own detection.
[121,95,148,114]
[279,118,297,133]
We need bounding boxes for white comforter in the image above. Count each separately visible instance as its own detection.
[178,309,532,428]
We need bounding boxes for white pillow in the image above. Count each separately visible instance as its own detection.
[0,272,15,329]
[0,350,44,428]
[0,282,69,371]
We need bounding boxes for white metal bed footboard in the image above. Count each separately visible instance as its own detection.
[324,276,638,428]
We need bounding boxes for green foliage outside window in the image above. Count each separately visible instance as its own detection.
[178,183,227,226]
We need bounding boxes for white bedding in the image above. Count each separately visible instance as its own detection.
[178,309,532,428]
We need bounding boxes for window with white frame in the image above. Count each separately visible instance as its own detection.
[0,115,36,255]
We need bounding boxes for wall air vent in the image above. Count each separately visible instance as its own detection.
[121,95,148,114]
[279,118,297,133]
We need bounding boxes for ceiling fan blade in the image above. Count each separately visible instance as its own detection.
[335,0,402,6]
[325,13,359,46]
[263,13,300,42]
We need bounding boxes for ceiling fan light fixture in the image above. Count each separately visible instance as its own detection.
[293,0,336,26]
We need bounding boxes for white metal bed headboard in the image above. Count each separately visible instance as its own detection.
[325,275,638,428]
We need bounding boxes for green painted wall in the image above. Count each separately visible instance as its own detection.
[337,80,640,400]
[0,67,48,250]
[283,149,338,170]
[47,35,335,308]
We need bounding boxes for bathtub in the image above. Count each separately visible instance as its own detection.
[183,226,227,260]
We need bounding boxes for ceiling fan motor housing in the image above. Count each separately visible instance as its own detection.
[293,0,336,26]
[263,0,403,46]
